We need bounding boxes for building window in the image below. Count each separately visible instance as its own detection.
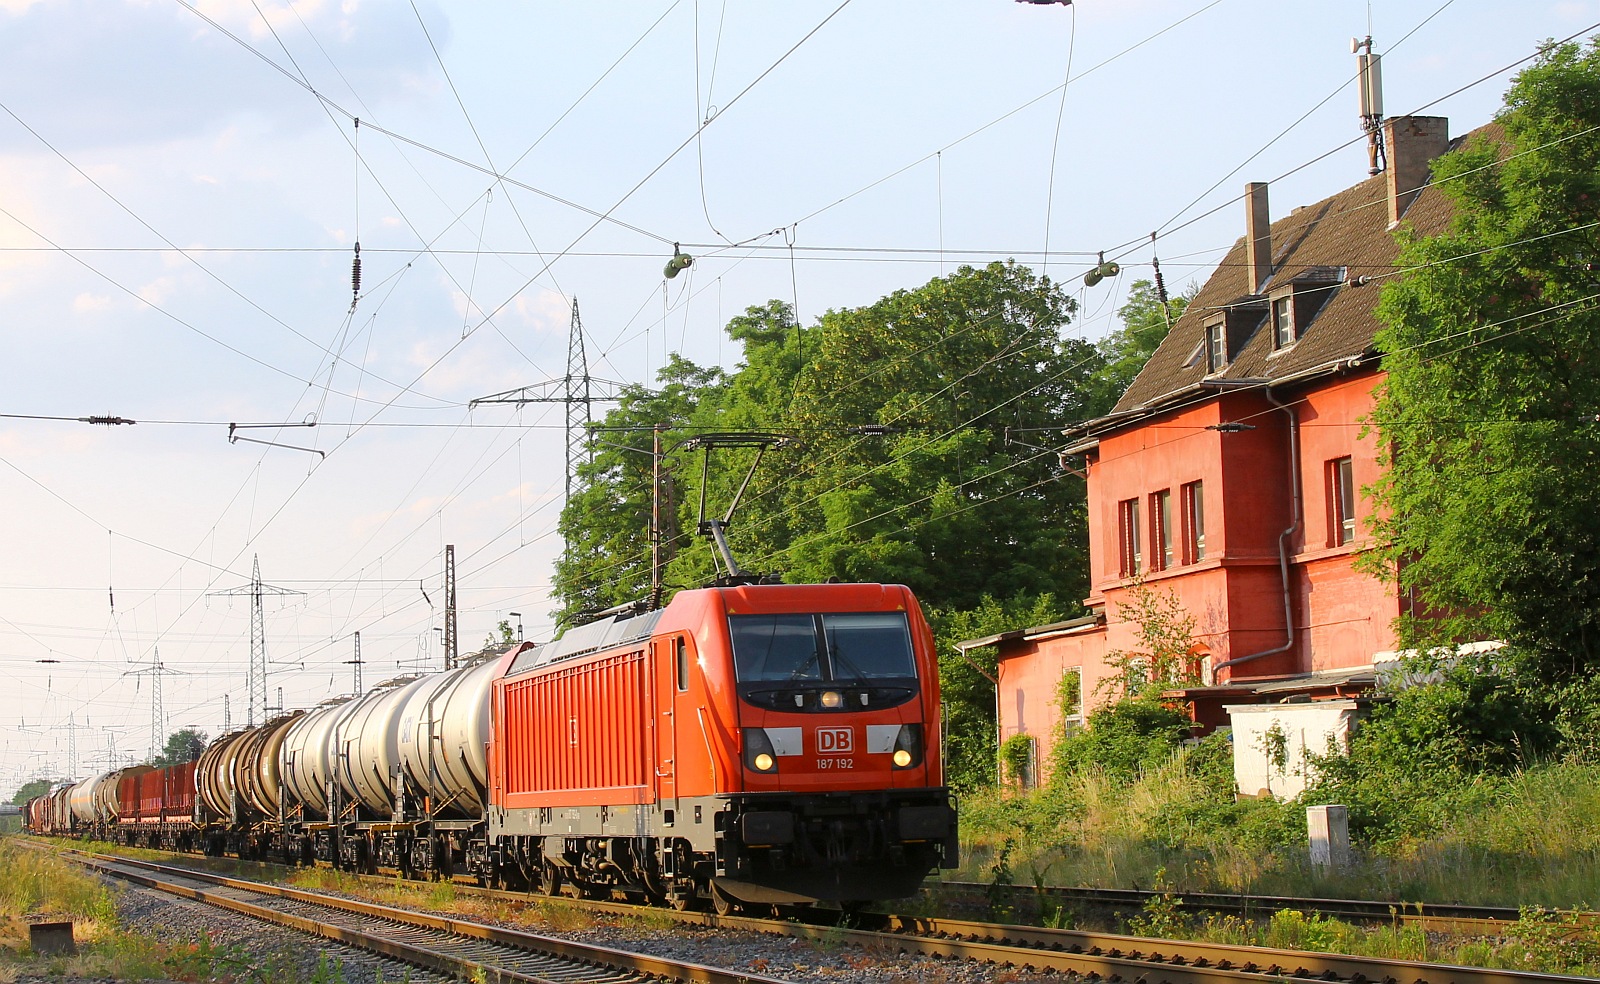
[1272,293,1295,348]
[1205,322,1226,372]
[1153,489,1174,569]
[1329,457,1356,545]
[1118,497,1142,576]
[1181,481,1205,562]
[1060,667,1084,732]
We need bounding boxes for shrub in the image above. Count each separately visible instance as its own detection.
[1305,658,1556,846]
[1051,697,1193,785]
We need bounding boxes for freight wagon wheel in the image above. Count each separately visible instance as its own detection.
[538,862,562,897]
[710,883,740,917]
[668,891,695,912]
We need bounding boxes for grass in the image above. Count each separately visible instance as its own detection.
[953,751,1600,976]
[1113,894,1600,977]
[957,754,1600,907]
[0,836,417,982]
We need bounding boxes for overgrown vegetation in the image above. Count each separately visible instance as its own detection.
[960,587,1600,900]
[0,838,321,982]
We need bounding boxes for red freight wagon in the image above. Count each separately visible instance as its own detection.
[488,582,956,909]
[134,769,165,822]
[162,761,197,821]
[118,769,150,822]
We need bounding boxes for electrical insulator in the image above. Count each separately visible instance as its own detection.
[1153,258,1169,306]
[351,242,362,296]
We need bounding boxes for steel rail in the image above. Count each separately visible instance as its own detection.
[66,851,790,984]
[933,878,1559,929]
[67,845,1590,984]
[65,844,1587,984]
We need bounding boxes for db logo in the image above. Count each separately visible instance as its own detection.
[816,727,853,754]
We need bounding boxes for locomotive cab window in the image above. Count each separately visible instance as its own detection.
[727,612,918,711]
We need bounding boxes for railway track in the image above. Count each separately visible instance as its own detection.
[65,850,791,984]
[62,845,1594,984]
[930,879,1565,935]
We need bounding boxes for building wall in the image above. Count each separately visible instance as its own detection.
[995,370,1401,788]
[993,627,1109,783]
[1085,390,1296,678]
[1288,370,1400,671]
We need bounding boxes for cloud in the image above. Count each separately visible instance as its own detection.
[513,291,571,335]
[137,275,178,307]
[0,0,446,155]
[72,292,113,313]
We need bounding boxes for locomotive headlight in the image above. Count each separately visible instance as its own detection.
[891,723,924,770]
[820,690,844,709]
[743,728,780,773]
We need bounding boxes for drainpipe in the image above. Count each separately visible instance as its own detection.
[1210,387,1301,683]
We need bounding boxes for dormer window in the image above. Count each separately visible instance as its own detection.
[1269,269,1343,353]
[1272,294,1295,349]
[1205,321,1226,372]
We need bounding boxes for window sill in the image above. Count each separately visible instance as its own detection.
[1292,539,1370,564]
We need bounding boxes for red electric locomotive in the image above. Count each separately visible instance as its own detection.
[485,580,957,911]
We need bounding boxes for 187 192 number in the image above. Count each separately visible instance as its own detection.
[816,758,854,770]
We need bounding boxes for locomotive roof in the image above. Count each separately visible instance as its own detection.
[506,581,915,677]
[506,605,666,675]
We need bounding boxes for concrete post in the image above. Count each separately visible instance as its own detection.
[1307,804,1351,869]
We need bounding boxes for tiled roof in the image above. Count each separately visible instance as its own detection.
[1110,126,1492,415]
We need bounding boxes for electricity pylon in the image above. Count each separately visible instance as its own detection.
[469,299,628,502]
[209,556,302,727]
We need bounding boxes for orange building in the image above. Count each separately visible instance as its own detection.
[964,117,1468,795]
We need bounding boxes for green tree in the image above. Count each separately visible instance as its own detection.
[557,262,1107,616]
[1097,580,1202,702]
[552,354,726,620]
[483,620,515,649]
[10,777,55,806]
[728,261,1100,609]
[151,728,208,767]
[928,593,1063,791]
[1371,39,1600,679]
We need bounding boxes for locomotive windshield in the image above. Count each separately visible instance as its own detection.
[728,612,917,689]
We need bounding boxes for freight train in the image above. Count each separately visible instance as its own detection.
[26,582,958,911]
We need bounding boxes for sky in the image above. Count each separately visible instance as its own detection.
[1,0,1593,793]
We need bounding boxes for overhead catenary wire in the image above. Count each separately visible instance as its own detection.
[9,8,1590,764]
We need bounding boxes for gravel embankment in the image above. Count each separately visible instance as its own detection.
[26,867,1061,984]
[19,876,453,984]
[286,881,1062,984]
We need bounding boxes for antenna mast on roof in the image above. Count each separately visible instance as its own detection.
[1354,36,1386,176]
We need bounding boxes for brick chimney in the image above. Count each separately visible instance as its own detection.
[1383,116,1449,227]
[1245,181,1272,294]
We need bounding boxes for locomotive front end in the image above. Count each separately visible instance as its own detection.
[711,584,957,905]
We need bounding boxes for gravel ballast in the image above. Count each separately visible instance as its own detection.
[26,865,1062,984]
